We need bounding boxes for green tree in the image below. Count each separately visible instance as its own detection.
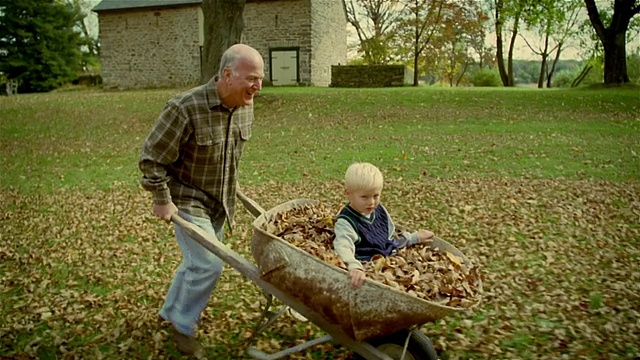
[584,0,640,84]
[0,0,84,93]
[492,0,532,86]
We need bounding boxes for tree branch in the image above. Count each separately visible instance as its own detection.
[584,0,607,43]
[519,33,541,55]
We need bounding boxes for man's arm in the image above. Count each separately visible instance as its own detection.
[139,101,189,220]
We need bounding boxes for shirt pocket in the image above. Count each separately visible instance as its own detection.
[195,126,224,146]
[239,124,252,141]
[193,126,225,163]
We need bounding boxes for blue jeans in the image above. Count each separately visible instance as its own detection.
[159,210,225,336]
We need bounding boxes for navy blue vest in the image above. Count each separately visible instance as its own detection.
[337,204,398,261]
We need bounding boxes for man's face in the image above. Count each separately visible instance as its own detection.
[347,188,382,216]
[225,57,264,107]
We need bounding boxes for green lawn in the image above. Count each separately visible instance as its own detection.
[1,86,639,359]
[1,86,638,193]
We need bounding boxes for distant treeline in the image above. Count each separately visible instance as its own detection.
[511,59,583,85]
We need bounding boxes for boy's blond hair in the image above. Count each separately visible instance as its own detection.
[344,162,384,192]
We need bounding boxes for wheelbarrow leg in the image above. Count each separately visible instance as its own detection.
[247,335,334,360]
[244,291,289,347]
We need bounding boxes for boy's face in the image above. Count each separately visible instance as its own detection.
[346,188,382,216]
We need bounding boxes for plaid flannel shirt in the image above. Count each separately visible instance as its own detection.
[139,79,253,226]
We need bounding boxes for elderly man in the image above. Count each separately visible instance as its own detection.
[139,44,264,356]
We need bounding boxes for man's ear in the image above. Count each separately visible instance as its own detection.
[223,67,232,82]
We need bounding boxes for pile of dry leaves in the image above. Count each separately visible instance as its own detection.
[261,202,482,308]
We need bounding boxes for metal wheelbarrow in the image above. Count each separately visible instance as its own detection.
[171,191,478,360]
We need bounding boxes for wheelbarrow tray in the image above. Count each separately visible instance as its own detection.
[252,198,476,342]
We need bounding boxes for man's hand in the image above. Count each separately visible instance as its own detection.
[153,202,178,223]
[418,229,435,244]
[349,268,366,288]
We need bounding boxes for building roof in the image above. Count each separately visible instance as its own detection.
[93,0,285,12]
[93,0,202,12]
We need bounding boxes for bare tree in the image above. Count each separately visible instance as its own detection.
[346,0,401,64]
[520,0,582,88]
[395,0,446,86]
[200,0,246,83]
[545,1,582,87]
[69,0,99,57]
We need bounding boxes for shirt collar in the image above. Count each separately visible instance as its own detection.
[205,77,234,111]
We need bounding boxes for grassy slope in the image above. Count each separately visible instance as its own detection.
[246,87,639,184]
[1,86,638,193]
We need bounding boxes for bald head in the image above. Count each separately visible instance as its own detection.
[217,44,263,78]
[216,44,264,108]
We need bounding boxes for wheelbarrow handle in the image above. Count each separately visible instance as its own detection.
[170,212,264,283]
[237,188,266,218]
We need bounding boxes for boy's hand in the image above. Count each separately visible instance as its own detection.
[418,230,435,244]
[349,268,366,288]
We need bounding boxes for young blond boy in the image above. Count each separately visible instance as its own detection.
[333,162,434,288]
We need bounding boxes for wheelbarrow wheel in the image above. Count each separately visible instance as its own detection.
[361,329,438,360]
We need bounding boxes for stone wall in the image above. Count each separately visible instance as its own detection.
[243,0,312,85]
[98,6,201,90]
[330,65,412,87]
[309,0,347,86]
[243,0,347,87]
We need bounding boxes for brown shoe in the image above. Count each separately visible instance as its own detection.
[173,328,204,358]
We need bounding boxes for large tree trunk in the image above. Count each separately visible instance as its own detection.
[200,0,246,84]
[496,32,509,86]
[603,32,630,84]
[537,56,547,88]
[583,0,638,85]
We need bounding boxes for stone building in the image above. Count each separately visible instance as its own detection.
[93,0,347,89]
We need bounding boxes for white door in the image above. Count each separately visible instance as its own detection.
[271,50,298,85]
